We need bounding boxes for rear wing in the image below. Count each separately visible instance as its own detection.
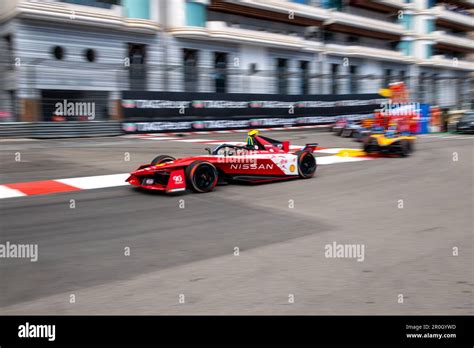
[301,143,319,153]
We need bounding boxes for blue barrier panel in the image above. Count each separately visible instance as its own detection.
[418,104,431,134]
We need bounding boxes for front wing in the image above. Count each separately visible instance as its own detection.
[127,168,186,193]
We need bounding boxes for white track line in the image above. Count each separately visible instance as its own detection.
[317,156,372,165]
[314,148,359,154]
[419,134,444,138]
[438,135,473,139]
[174,139,215,143]
[142,137,181,141]
[213,130,236,134]
[419,134,474,140]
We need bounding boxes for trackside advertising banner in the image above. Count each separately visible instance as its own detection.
[121,91,387,132]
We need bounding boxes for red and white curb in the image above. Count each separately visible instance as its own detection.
[0,174,129,199]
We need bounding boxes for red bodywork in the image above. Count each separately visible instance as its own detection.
[127,134,318,193]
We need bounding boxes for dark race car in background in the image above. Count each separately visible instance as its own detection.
[340,122,371,140]
[333,118,371,141]
[332,117,348,136]
[455,111,474,133]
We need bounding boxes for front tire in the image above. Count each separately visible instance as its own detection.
[297,151,317,179]
[363,138,377,153]
[185,161,218,193]
[399,140,411,157]
[151,155,175,166]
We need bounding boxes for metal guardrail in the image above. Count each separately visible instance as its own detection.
[0,121,123,138]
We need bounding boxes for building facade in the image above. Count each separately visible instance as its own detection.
[0,0,473,121]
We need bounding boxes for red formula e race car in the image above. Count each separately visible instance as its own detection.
[127,130,318,193]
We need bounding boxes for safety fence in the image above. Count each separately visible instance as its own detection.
[0,121,122,138]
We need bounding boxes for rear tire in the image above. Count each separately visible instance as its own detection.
[185,161,218,193]
[151,155,175,166]
[297,151,317,179]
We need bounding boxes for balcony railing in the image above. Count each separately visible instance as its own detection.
[336,6,398,23]
[239,0,405,35]
[372,0,405,9]
[432,31,474,50]
[241,0,329,21]
[432,4,474,29]
[59,0,119,10]
[13,0,158,33]
[421,56,474,71]
[325,43,413,62]
[327,9,404,35]
[170,21,323,51]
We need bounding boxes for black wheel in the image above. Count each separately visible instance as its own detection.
[151,155,175,166]
[297,151,317,179]
[399,140,411,157]
[185,161,218,193]
[363,142,371,153]
[363,138,377,153]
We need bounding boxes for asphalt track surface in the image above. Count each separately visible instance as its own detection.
[0,130,472,314]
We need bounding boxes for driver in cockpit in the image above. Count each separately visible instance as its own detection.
[245,129,259,149]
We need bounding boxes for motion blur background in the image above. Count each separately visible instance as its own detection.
[0,0,473,124]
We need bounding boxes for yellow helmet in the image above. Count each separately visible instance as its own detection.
[248,129,259,136]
